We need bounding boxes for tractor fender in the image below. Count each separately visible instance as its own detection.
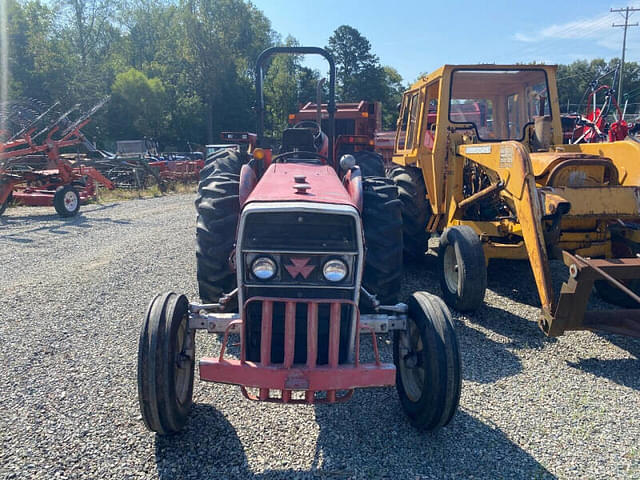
[239,164,257,206]
[343,167,363,211]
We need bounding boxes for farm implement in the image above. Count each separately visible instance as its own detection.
[0,99,114,218]
[138,47,461,435]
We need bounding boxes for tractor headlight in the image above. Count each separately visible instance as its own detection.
[322,259,348,282]
[251,257,277,280]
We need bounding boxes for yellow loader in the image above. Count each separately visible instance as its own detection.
[390,64,640,337]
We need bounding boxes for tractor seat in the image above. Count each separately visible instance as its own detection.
[281,128,316,153]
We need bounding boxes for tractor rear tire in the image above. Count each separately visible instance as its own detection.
[389,166,430,262]
[353,150,385,178]
[361,177,403,308]
[200,149,245,181]
[438,225,486,312]
[53,185,80,218]
[196,169,240,305]
[394,291,461,431]
[138,292,195,435]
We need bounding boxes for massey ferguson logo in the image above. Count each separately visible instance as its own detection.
[285,257,315,279]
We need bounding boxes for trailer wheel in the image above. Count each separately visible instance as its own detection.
[53,185,80,217]
[138,292,195,435]
[196,168,239,305]
[353,150,385,178]
[389,166,431,262]
[394,291,461,431]
[438,225,486,312]
[361,177,403,308]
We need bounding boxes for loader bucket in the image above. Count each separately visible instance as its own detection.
[540,251,640,338]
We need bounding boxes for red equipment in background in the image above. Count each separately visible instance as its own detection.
[0,99,114,218]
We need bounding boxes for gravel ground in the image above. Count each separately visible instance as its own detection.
[0,194,638,480]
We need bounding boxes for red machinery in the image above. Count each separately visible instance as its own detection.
[0,99,114,217]
[138,47,461,436]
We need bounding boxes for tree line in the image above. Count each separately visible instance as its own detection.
[5,0,403,150]
[5,0,640,151]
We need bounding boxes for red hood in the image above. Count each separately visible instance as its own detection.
[245,163,356,208]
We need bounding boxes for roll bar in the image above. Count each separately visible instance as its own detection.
[255,46,336,165]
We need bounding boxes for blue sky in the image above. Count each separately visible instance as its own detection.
[253,0,640,84]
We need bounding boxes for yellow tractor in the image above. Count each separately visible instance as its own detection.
[390,64,640,337]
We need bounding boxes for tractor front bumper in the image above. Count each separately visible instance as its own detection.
[189,297,402,404]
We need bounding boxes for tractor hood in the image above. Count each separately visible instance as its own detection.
[245,163,358,208]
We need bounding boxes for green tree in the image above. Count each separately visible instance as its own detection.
[109,68,169,140]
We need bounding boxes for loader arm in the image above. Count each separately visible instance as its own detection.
[458,142,555,316]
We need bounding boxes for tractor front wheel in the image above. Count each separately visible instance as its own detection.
[394,291,461,431]
[53,185,80,218]
[138,292,195,435]
[438,225,487,312]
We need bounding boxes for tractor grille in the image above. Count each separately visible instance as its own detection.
[242,211,357,252]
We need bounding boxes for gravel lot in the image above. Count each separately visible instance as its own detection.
[1,193,638,480]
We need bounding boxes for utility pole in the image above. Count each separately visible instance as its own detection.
[612,6,640,105]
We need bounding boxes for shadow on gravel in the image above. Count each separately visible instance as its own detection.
[154,401,555,479]
[0,206,130,243]
[567,334,640,391]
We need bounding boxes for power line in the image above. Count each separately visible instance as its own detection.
[612,6,640,104]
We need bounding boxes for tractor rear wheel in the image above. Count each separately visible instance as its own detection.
[138,292,195,435]
[361,177,403,308]
[196,167,240,305]
[438,225,486,312]
[353,150,385,178]
[394,291,461,431]
[53,185,80,218]
[389,166,430,262]
[200,149,245,182]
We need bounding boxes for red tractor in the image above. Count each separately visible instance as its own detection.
[137,47,461,434]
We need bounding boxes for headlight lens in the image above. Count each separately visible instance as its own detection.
[323,259,348,282]
[251,257,277,280]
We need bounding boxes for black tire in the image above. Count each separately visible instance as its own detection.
[361,177,403,307]
[389,166,431,262]
[0,191,12,216]
[438,225,486,312]
[53,185,80,217]
[353,150,385,178]
[200,149,244,181]
[196,168,240,305]
[594,279,640,308]
[394,291,461,431]
[138,292,195,435]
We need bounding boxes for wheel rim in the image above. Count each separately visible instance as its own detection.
[174,318,193,406]
[398,319,425,402]
[64,191,78,212]
[443,244,459,294]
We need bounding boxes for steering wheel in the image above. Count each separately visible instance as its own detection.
[272,150,327,164]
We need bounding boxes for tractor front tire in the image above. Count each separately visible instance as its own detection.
[53,185,80,218]
[196,169,240,305]
[394,291,461,431]
[438,225,486,312]
[389,166,430,262]
[594,279,640,308]
[361,177,403,308]
[138,292,195,435]
[353,150,385,178]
